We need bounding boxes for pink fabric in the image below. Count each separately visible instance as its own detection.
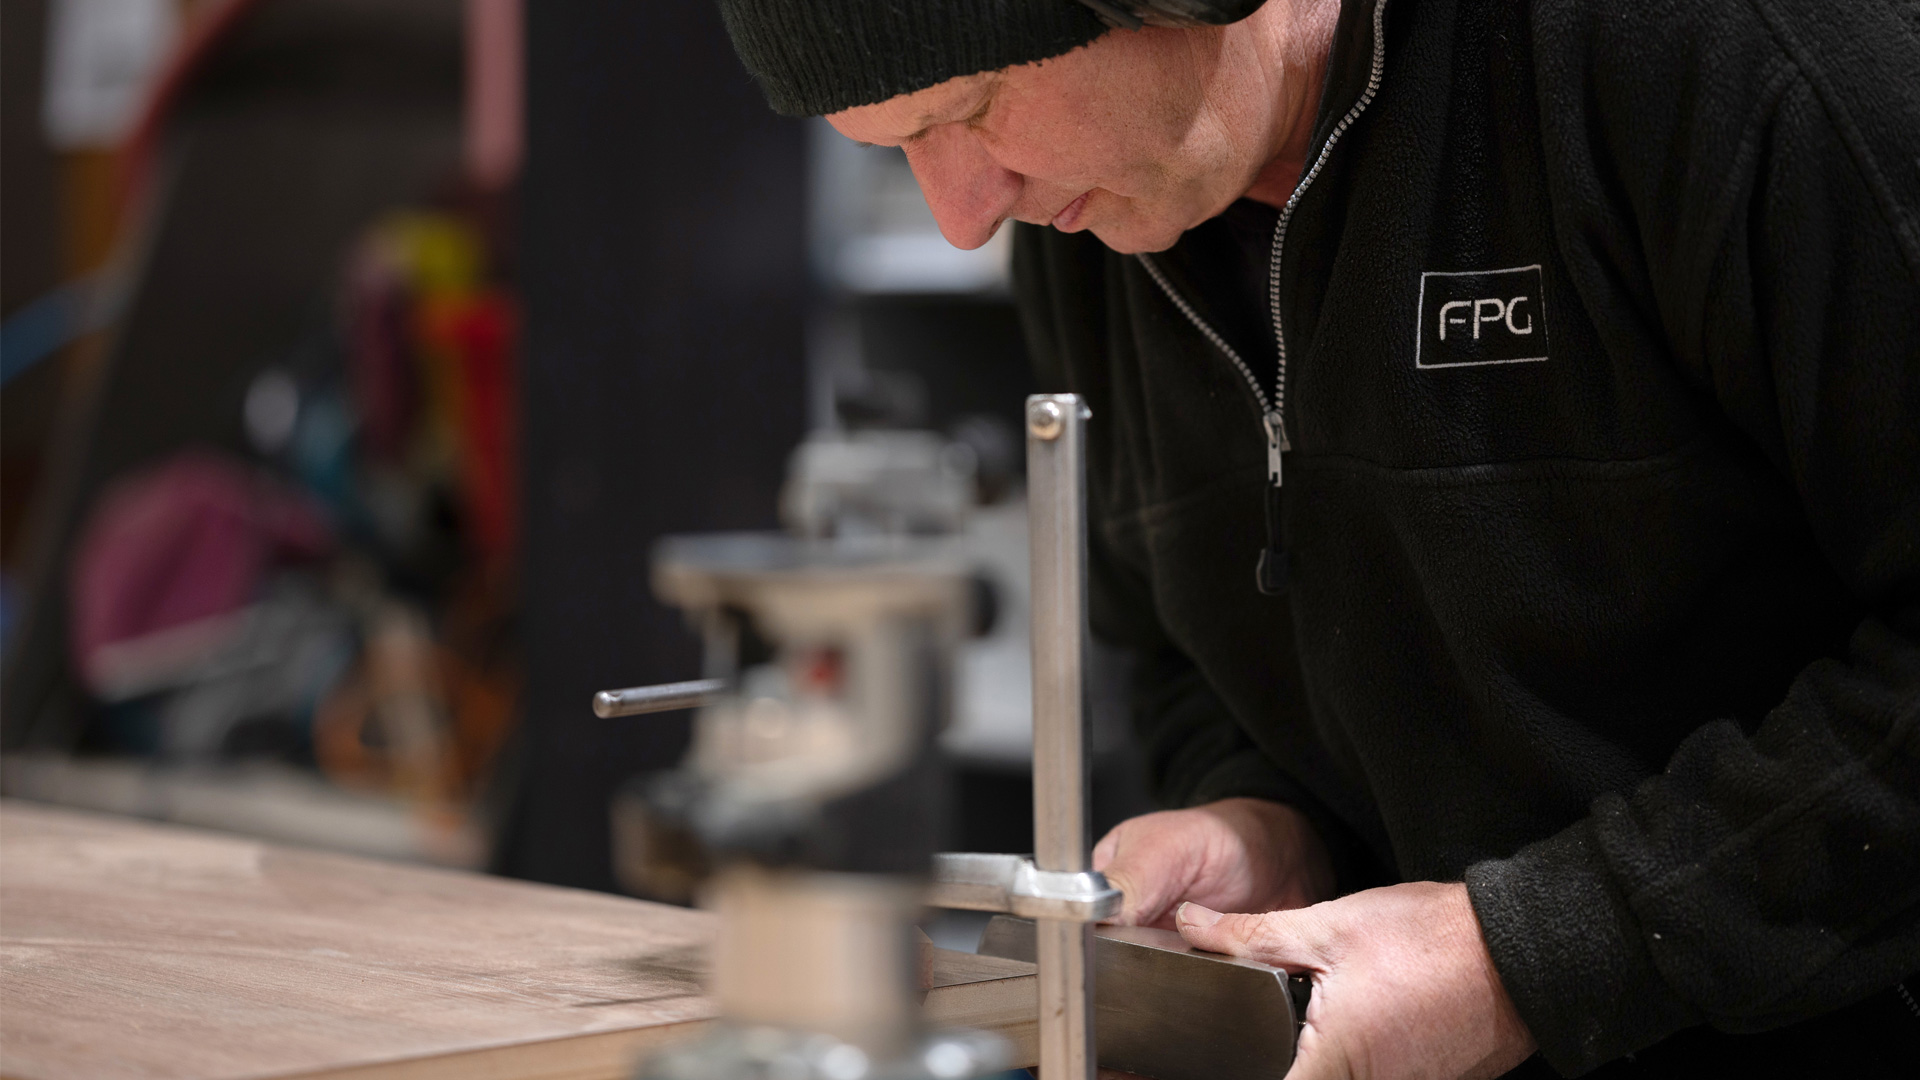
[69,450,333,691]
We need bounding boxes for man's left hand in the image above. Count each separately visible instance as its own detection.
[1175,882,1537,1080]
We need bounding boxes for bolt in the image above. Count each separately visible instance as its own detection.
[1028,399,1064,441]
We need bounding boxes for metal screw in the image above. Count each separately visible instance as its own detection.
[1028,399,1064,441]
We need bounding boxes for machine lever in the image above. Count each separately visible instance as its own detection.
[592,679,726,718]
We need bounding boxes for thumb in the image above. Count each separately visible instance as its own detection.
[1175,903,1317,968]
[1092,832,1169,927]
[1091,827,1158,926]
[1099,861,1151,926]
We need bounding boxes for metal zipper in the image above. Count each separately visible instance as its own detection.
[1136,0,1389,492]
[1897,979,1920,1021]
[1136,254,1283,480]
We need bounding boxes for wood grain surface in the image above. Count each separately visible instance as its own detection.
[0,801,1036,1080]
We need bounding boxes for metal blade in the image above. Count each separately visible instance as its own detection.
[978,915,1308,1080]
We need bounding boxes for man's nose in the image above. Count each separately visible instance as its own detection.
[904,126,1023,250]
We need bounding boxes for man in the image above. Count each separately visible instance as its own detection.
[716,1,1920,1076]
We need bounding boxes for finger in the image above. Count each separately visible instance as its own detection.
[1091,828,1160,926]
[1091,831,1156,926]
[1175,903,1320,969]
[1104,861,1184,928]
[1099,861,1146,925]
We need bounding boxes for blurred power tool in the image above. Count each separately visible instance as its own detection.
[598,395,1307,1080]
[599,527,1003,1080]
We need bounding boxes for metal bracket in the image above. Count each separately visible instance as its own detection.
[928,852,1122,923]
[979,915,1308,1080]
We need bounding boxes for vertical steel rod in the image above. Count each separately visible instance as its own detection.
[1026,393,1095,1080]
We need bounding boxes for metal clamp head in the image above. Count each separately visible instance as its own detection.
[927,852,1123,923]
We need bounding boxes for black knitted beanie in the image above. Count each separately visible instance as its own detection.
[717,0,1112,117]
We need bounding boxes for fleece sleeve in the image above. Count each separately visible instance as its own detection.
[1467,5,1920,1073]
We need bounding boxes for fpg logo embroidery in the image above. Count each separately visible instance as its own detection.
[1414,264,1549,369]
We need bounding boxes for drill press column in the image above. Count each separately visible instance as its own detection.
[1026,394,1096,1080]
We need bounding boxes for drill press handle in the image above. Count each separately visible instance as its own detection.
[591,679,727,718]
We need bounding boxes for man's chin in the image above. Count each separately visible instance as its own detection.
[1084,217,1189,255]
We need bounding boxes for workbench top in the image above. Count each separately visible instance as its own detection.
[0,800,1034,1080]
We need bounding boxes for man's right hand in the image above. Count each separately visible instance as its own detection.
[1090,797,1337,929]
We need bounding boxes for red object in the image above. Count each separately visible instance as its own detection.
[421,290,519,568]
[794,647,845,698]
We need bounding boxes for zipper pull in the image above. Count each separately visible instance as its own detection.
[1256,409,1290,597]
[1262,409,1289,486]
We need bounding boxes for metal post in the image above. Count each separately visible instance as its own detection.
[1026,393,1095,1080]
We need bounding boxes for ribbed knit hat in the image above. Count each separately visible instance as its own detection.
[717,0,1112,117]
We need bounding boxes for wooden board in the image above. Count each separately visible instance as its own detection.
[0,801,1035,1080]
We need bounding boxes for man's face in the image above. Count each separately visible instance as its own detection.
[826,25,1288,255]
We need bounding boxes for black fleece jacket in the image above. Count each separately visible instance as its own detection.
[1012,0,1920,1074]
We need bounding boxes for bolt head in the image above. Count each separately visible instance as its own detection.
[1028,399,1064,440]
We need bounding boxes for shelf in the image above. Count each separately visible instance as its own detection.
[0,753,485,867]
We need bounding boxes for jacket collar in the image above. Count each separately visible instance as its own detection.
[1308,0,1388,157]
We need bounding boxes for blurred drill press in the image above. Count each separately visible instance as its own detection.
[596,395,1110,1080]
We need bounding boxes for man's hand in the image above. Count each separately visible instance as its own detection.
[1175,882,1537,1080]
[1091,797,1336,928]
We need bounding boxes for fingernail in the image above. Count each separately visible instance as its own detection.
[1177,902,1221,928]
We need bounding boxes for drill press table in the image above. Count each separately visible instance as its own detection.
[0,801,1036,1080]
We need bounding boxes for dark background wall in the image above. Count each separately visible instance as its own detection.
[1,0,60,316]
[1,0,468,751]
[496,0,808,889]
[2,0,67,568]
